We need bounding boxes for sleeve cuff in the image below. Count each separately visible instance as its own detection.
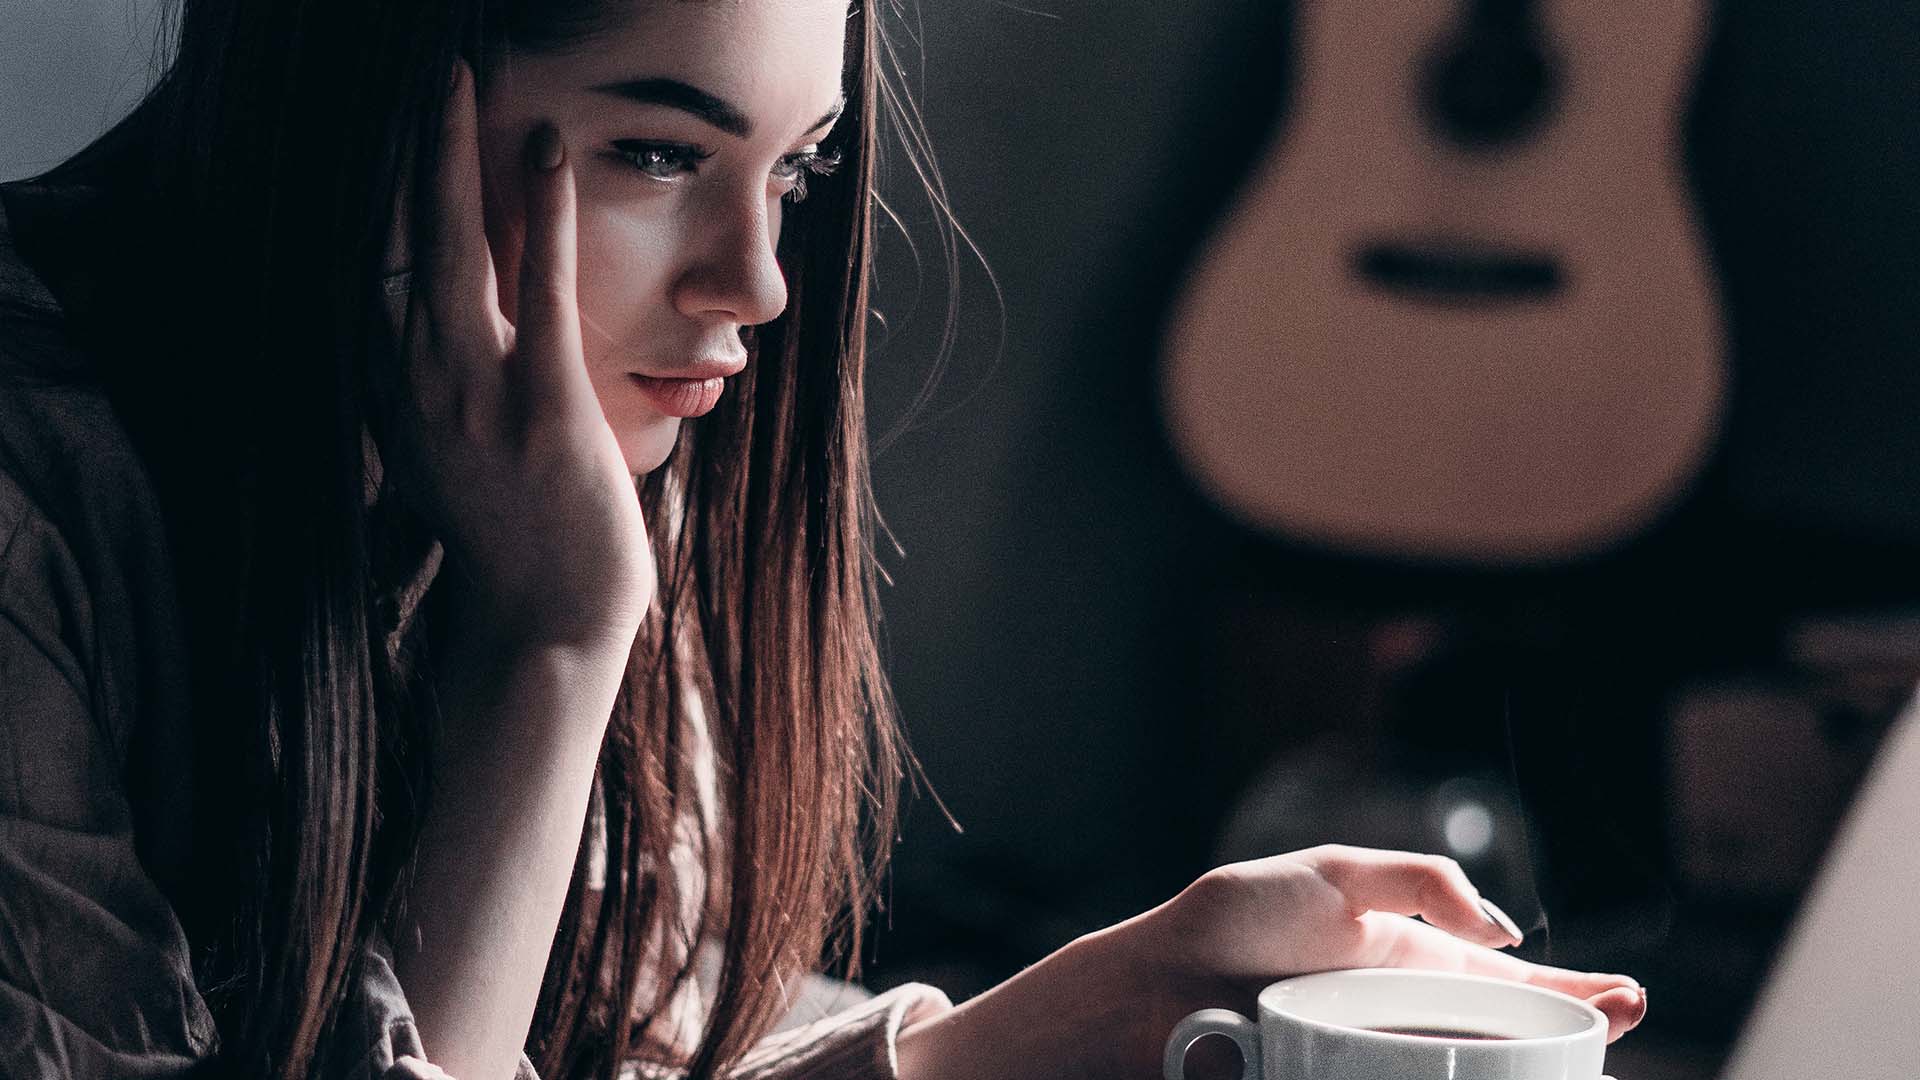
[723,983,954,1080]
[327,933,942,1080]
[324,934,541,1080]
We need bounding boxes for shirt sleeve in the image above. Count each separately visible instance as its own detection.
[720,983,953,1080]
[321,933,541,1080]
[0,494,540,1080]
[0,450,902,1080]
[0,502,216,1078]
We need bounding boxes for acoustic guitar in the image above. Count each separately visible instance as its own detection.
[1162,0,1725,563]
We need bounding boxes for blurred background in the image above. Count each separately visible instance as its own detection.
[851,4,1920,1079]
[8,3,1920,1078]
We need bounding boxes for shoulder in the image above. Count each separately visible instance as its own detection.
[0,180,189,797]
[0,180,171,574]
[0,178,149,500]
[0,183,62,313]
[0,185,104,595]
[0,179,91,383]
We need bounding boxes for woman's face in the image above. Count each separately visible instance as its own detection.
[477,0,851,475]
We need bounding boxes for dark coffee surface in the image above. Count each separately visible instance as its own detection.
[1363,1025,1518,1041]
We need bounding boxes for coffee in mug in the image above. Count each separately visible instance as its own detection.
[1362,1025,1519,1040]
[1163,968,1606,1080]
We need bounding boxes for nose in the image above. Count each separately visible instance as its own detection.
[671,192,789,329]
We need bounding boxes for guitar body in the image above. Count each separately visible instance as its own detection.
[1163,0,1725,563]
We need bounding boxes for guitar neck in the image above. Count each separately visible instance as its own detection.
[1467,0,1543,31]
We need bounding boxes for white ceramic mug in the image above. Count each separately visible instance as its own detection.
[1163,969,1608,1080]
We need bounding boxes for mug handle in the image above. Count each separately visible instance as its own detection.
[1163,1008,1262,1080]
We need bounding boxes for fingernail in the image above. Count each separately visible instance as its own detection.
[526,123,564,171]
[1479,897,1525,944]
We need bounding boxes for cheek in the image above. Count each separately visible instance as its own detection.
[574,207,677,365]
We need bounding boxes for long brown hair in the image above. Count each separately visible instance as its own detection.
[523,3,908,1076]
[31,1,930,1076]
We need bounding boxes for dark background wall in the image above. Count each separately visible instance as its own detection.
[860,0,1293,971]
[857,3,1920,1074]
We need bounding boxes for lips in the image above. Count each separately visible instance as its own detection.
[625,344,748,419]
[628,373,730,418]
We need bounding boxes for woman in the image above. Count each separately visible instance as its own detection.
[0,1,1648,1078]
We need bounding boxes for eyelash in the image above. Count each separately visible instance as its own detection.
[609,141,844,204]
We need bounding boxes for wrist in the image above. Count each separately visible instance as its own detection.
[1073,917,1182,1078]
[441,620,636,682]
[895,930,1146,1080]
[432,558,647,661]
[1071,895,1237,1080]
[432,610,635,754]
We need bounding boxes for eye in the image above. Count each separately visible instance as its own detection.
[611,140,712,182]
[770,147,844,204]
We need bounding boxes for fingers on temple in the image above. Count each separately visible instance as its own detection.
[1302,845,1518,949]
[512,121,589,412]
[425,60,495,346]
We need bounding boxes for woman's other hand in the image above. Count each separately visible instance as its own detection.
[380,61,654,661]
[896,844,1647,1080]
[1135,846,1648,1044]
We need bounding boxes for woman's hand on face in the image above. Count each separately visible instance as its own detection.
[1110,845,1647,1074]
[380,61,654,658]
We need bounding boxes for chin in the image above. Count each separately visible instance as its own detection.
[618,419,684,477]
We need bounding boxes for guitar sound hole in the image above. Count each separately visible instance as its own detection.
[1421,0,1562,147]
[1353,242,1564,304]
[1423,36,1559,147]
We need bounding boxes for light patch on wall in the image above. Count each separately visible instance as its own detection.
[0,0,174,182]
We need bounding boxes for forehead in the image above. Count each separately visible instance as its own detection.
[548,0,850,93]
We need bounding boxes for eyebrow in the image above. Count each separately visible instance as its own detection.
[589,78,845,140]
